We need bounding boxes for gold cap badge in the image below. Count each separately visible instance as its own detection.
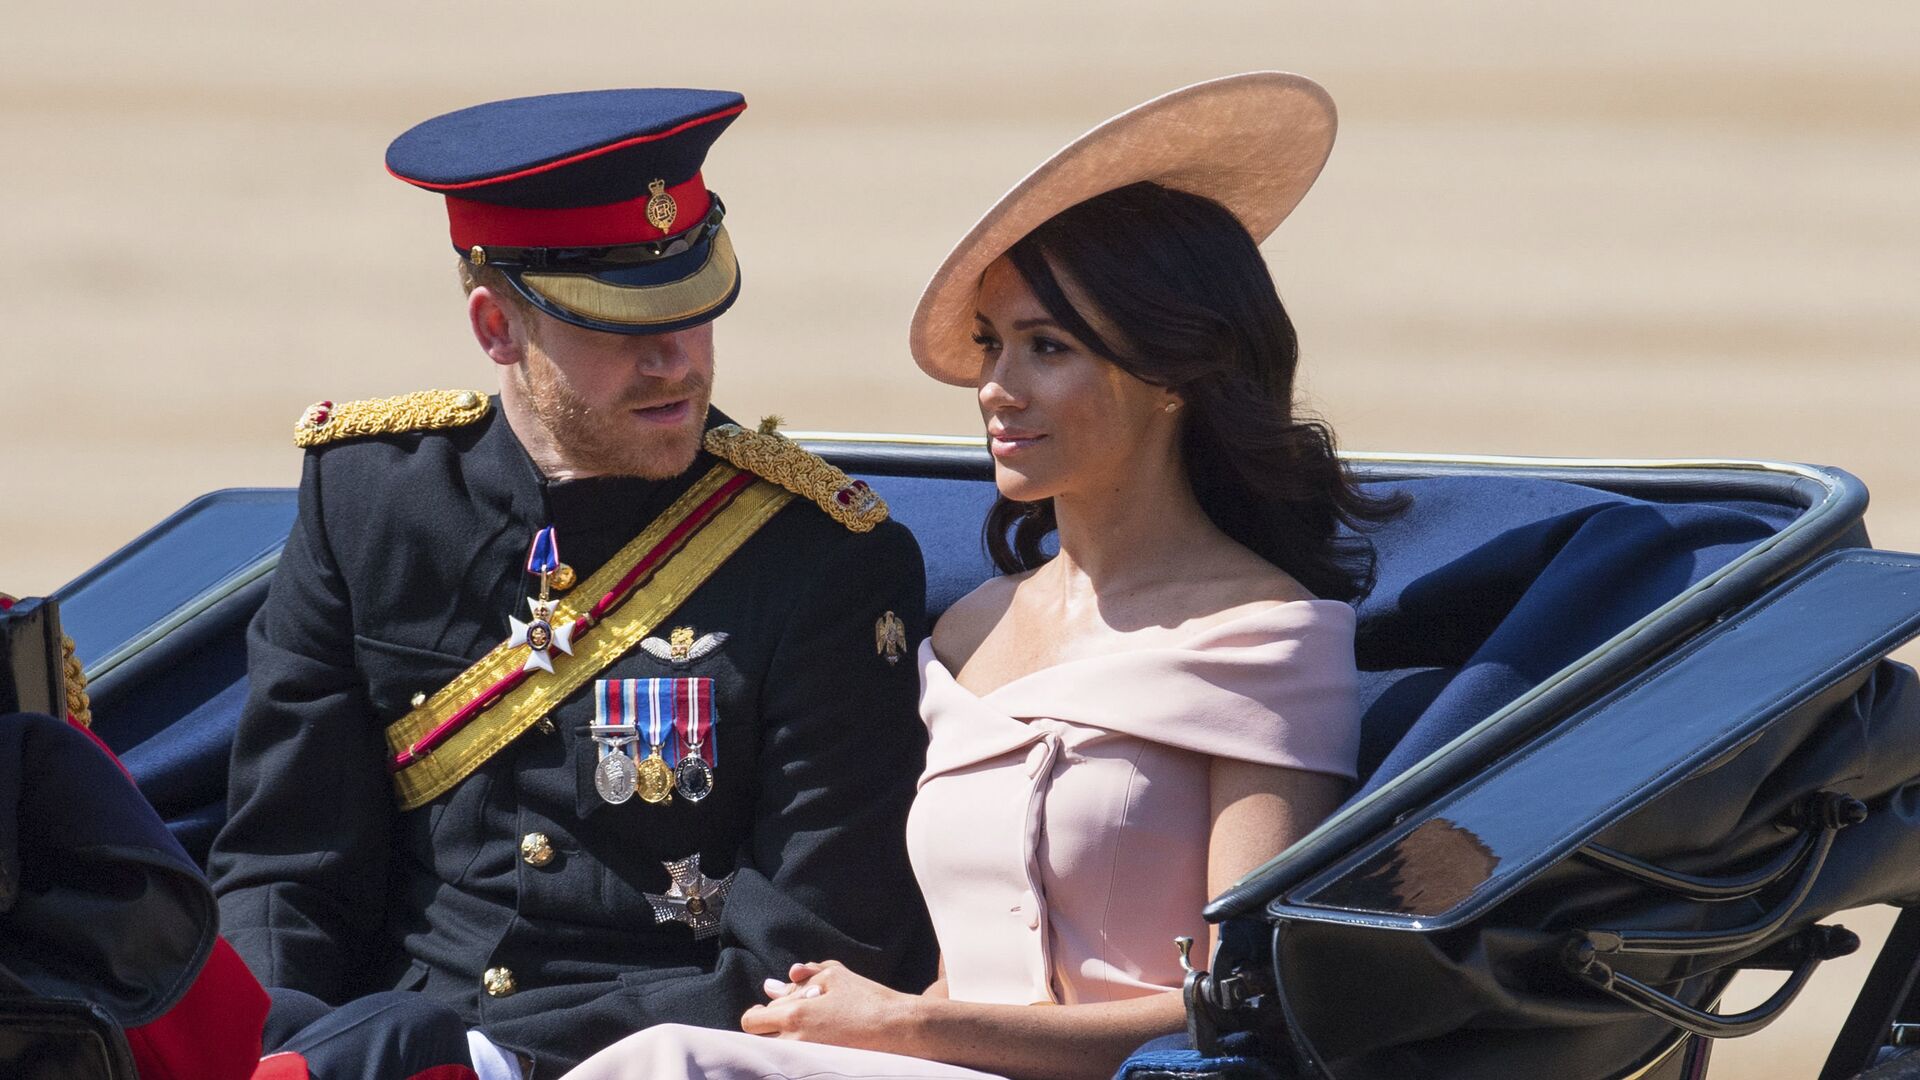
[646,178,678,234]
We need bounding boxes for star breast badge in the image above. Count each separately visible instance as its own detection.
[644,853,734,940]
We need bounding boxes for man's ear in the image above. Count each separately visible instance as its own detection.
[468,286,526,368]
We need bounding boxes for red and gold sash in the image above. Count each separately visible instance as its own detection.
[383,464,792,811]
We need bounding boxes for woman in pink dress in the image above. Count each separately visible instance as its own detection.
[562,71,1404,1080]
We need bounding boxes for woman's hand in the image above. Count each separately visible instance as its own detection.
[742,960,926,1056]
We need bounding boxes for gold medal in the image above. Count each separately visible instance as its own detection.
[637,747,675,804]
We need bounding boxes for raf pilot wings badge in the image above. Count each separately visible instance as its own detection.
[641,626,728,666]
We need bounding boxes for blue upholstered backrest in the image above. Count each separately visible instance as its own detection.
[873,471,1797,794]
[73,470,1804,863]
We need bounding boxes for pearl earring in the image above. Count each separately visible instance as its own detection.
[1163,401,1180,413]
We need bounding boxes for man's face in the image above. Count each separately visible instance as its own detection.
[515,311,716,480]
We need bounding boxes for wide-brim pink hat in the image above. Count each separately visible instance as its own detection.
[908,71,1337,387]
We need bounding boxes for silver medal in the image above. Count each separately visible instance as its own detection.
[674,754,714,802]
[595,749,638,804]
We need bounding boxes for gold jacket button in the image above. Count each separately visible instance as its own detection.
[520,832,555,868]
[483,966,517,998]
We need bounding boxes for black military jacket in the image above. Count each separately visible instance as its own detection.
[207,402,933,1073]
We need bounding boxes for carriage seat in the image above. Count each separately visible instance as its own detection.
[62,461,1813,865]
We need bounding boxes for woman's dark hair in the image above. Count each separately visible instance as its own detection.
[983,181,1406,603]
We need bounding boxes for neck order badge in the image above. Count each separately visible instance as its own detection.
[511,526,576,673]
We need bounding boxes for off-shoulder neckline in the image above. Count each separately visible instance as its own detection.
[923,597,1354,703]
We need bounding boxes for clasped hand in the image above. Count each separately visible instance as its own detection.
[741,960,923,1055]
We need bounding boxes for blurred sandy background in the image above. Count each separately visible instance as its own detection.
[4,2,1917,1074]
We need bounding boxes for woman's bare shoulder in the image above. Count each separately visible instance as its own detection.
[1170,546,1323,635]
[929,572,1027,670]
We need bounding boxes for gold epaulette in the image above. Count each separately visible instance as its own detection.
[703,418,888,533]
[293,389,491,448]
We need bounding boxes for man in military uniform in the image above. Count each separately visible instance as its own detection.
[207,89,933,1079]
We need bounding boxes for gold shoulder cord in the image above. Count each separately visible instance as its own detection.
[294,389,492,448]
[704,418,888,532]
[62,636,91,727]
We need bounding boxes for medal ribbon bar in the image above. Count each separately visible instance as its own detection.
[643,678,683,766]
[673,677,715,764]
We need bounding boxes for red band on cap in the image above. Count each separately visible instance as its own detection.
[448,174,712,250]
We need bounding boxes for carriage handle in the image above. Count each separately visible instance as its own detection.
[1572,791,1865,959]
[1565,923,1859,1039]
[1574,811,1830,903]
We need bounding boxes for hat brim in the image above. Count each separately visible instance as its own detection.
[508,224,740,335]
[908,72,1337,386]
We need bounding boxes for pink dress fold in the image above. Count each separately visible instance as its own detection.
[562,599,1360,1080]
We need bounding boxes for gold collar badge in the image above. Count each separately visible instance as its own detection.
[876,611,908,665]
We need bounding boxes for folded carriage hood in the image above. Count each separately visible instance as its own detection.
[1262,548,1920,931]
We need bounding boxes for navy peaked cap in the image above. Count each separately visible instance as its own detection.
[387,88,745,208]
[387,88,748,335]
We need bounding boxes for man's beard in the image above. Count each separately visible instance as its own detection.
[521,346,711,480]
